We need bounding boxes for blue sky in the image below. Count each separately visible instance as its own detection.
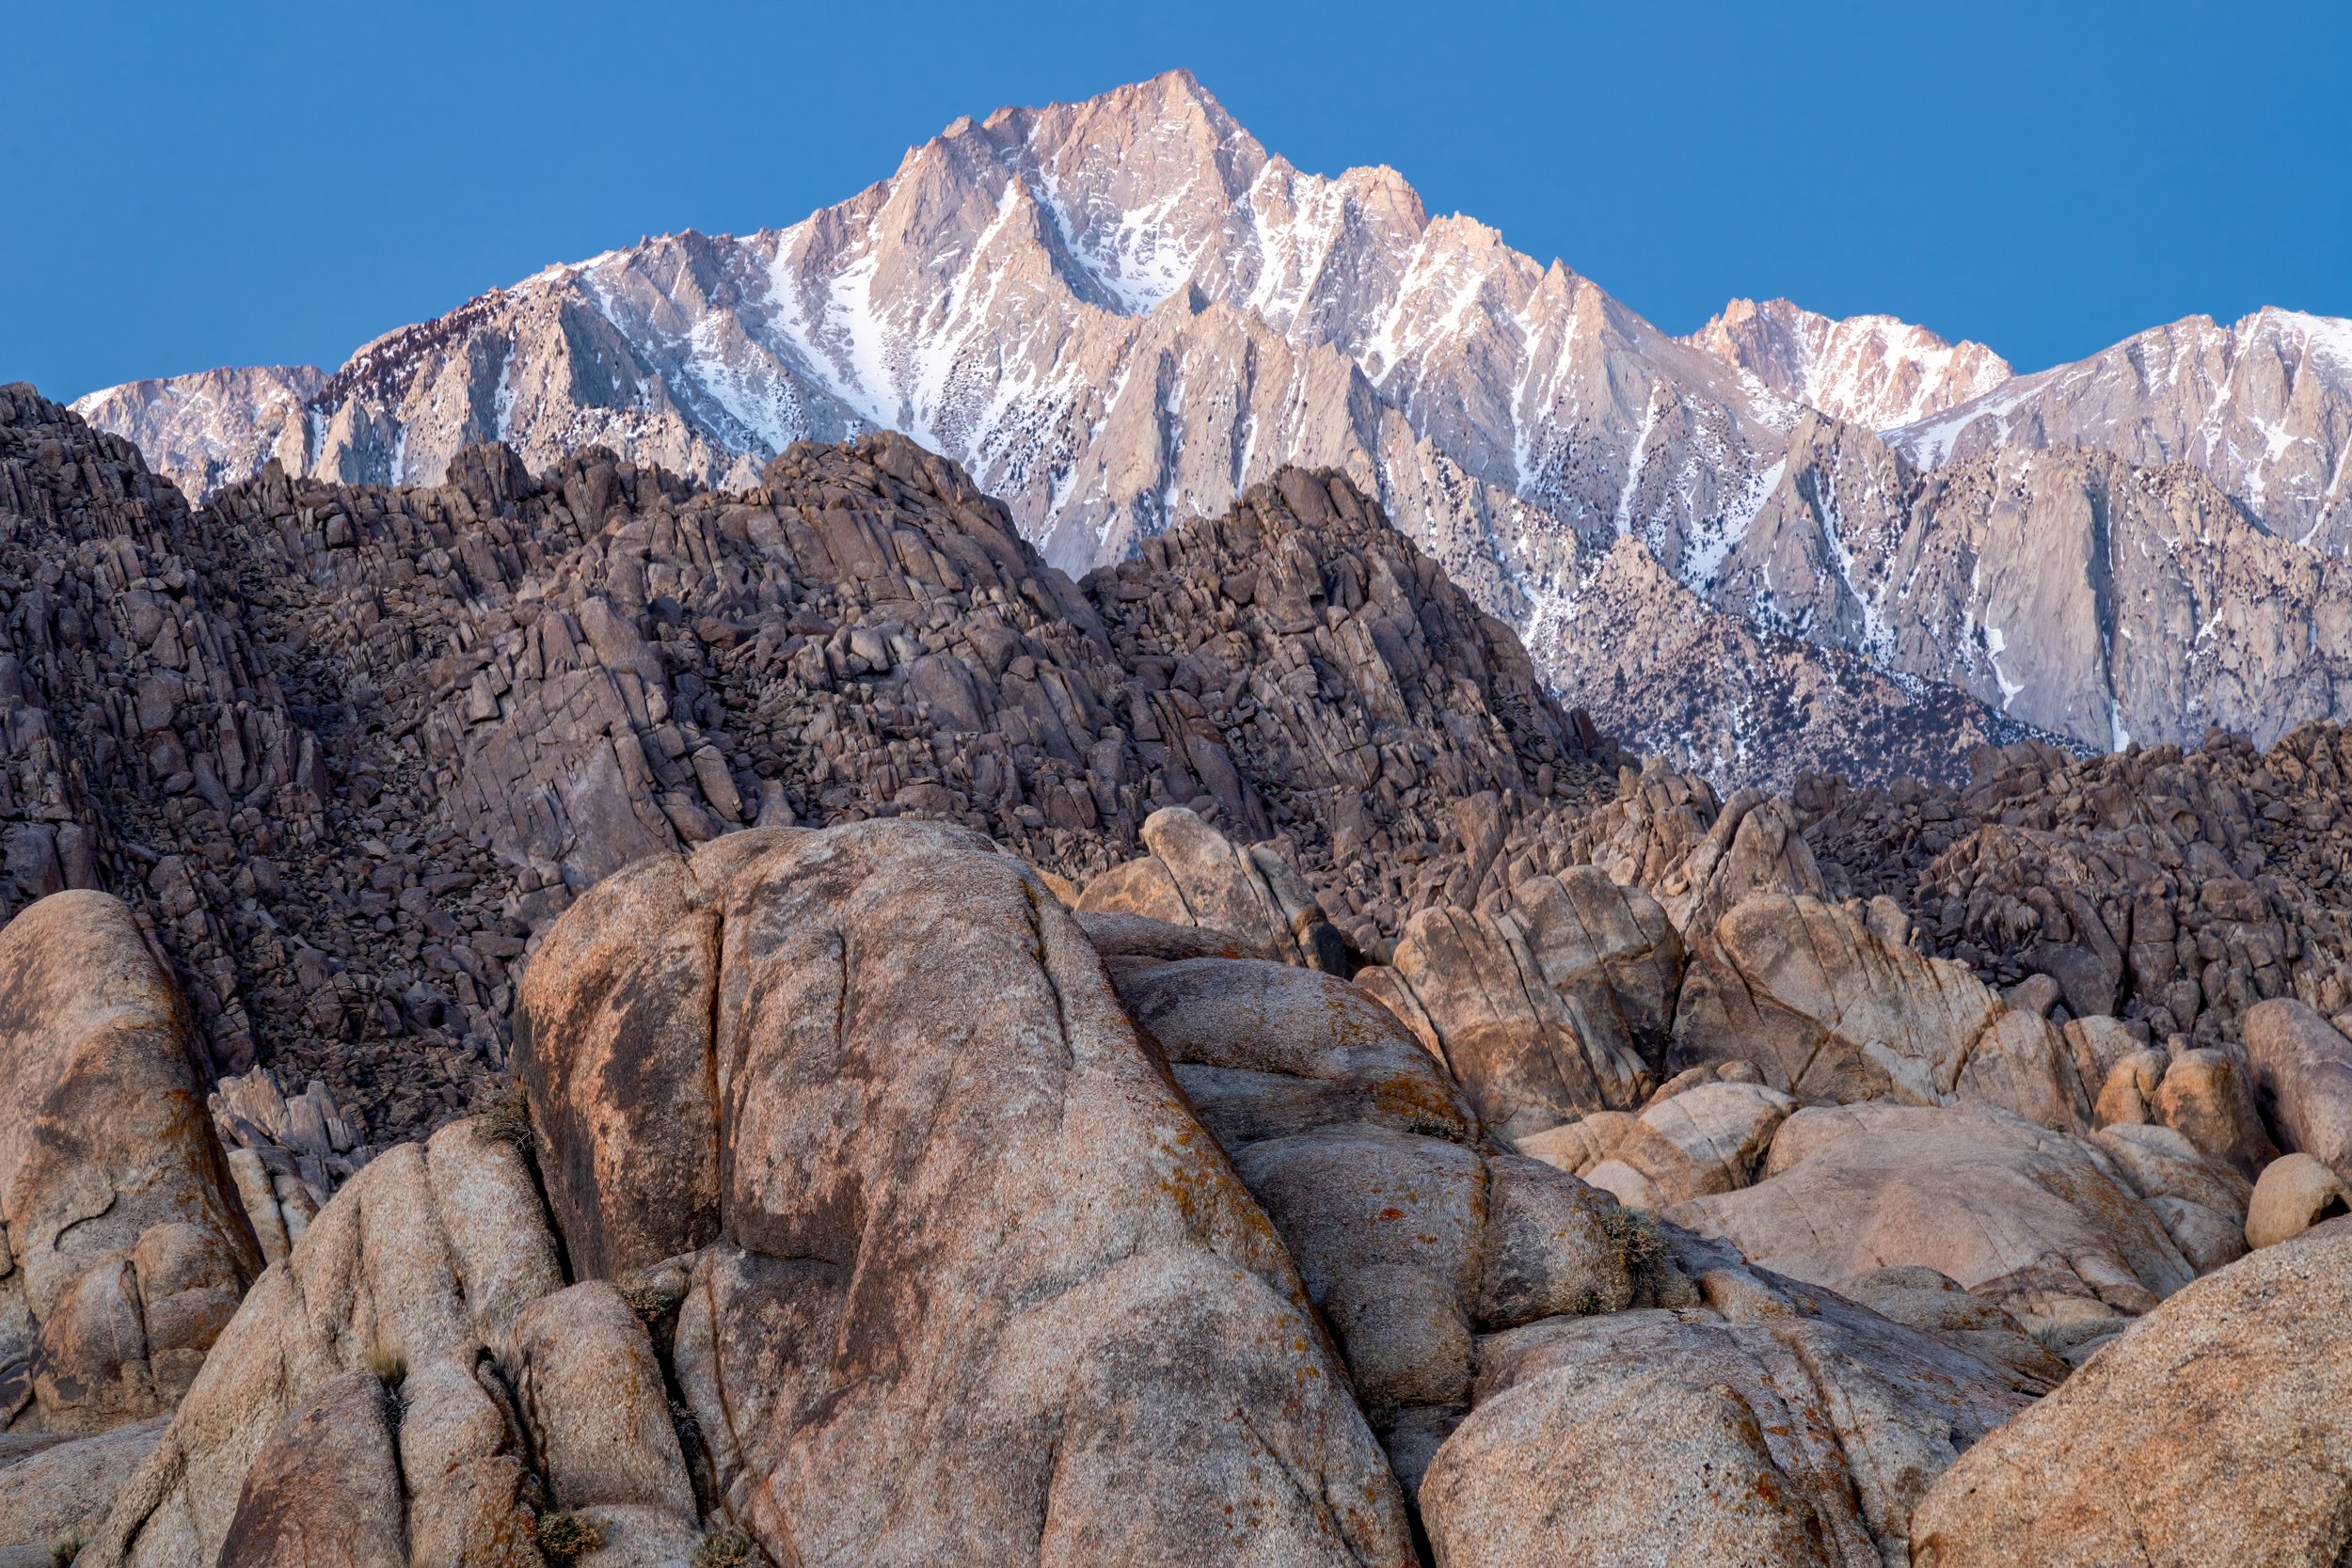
[6,0,2346,400]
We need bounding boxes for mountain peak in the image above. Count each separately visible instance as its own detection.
[1684,295,2011,430]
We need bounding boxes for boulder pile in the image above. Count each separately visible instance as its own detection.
[7,389,2352,1563]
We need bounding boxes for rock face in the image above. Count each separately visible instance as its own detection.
[64,818,2077,1567]
[1909,1214,2352,1568]
[1083,850,2042,1558]
[1676,1103,2194,1359]
[2244,997,2352,1177]
[0,891,258,1437]
[80,1116,568,1568]
[516,820,1415,1564]
[1683,295,2012,431]
[1671,891,2090,1129]
[1423,1262,2035,1568]
[3,382,1618,1149]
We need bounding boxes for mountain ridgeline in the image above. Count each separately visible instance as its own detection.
[71,72,2352,786]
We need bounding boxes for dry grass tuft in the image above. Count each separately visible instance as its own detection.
[473,1082,534,1151]
[533,1511,604,1568]
[691,1527,758,1568]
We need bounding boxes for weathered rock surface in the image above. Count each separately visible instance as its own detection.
[0,1416,167,1554]
[2245,996,2352,1177]
[1421,1240,2039,1568]
[522,820,1416,1565]
[1677,1103,2193,1357]
[1671,892,2090,1129]
[1366,867,1681,1137]
[0,891,258,1437]
[1801,724,2352,1072]
[79,1118,565,1568]
[1910,1215,2352,1568]
[1581,1079,1799,1210]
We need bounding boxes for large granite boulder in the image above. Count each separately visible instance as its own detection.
[528,820,1415,1566]
[0,891,261,1436]
[0,1417,167,1558]
[1366,868,1681,1136]
[1107,951,1645,1499]
[1098,901,2043,1556]
[80,1120,567,1568]
[1077,807,1346,971]
[2244,997,2352,1178]
[1581,1079,1800,1211]
[1671,893,2092,1129]
[1420,1241,2039,1568]
[1911,1215,2352,1567]
[1675,1102,2193,1358]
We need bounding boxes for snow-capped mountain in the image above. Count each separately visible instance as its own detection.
[1682,296,2011,431]
[71,71,2352,783]
[1894,307,2352,548]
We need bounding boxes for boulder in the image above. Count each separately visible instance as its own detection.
[1421,1245,2037,1568]
[214,1372,405,1568]
[2151,1047,2278,1178]
[2090,1048,2167,1128]
[2245,1153,2352,1248]
[1669,894,2090,1130]
[505,1283,700,1566]
[0,891,261,1436]
[514,839,743,1279]
[80,1120,565,1568]
[1835,1268,2072,1391]
[1076,807,1345,971]
[1070,910,1248,981]
[1585,776,1827,940]
[1104,949,1643,1499]
[1510,1113,1634,1177]
[2243,997,2352,1178]
[536,821,1414,1566]
[1378,874,1680,1135]
[1910,1216,2352,1567]
[1675,1103,2193,1356]
[2090,1122,2251,1273]
[0,1416,167,1553]
[1497,868,1685,1074]
[1581,1080,1798,1210]
[1113,957,1476,1151]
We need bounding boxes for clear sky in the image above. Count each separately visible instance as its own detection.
[7,0,2346,401]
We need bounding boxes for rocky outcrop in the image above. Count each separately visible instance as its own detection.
[1675,1103,2194,1360]
[0,1417,167,1559]
[6,382,1627,1149]
[1077,806,1345,969]
[1671,892,2090,1129]
[515,820,1415,1564]
[1366,866,1681,1135]
[1801,723,2352,1066]
[80,1119,564,1568]
[1422,1256,2036,1568]
[1909,1214,2352,1567]
[1089,846,2042,1555]
[2244,997,2352,1177]
[0,891,258,1438]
